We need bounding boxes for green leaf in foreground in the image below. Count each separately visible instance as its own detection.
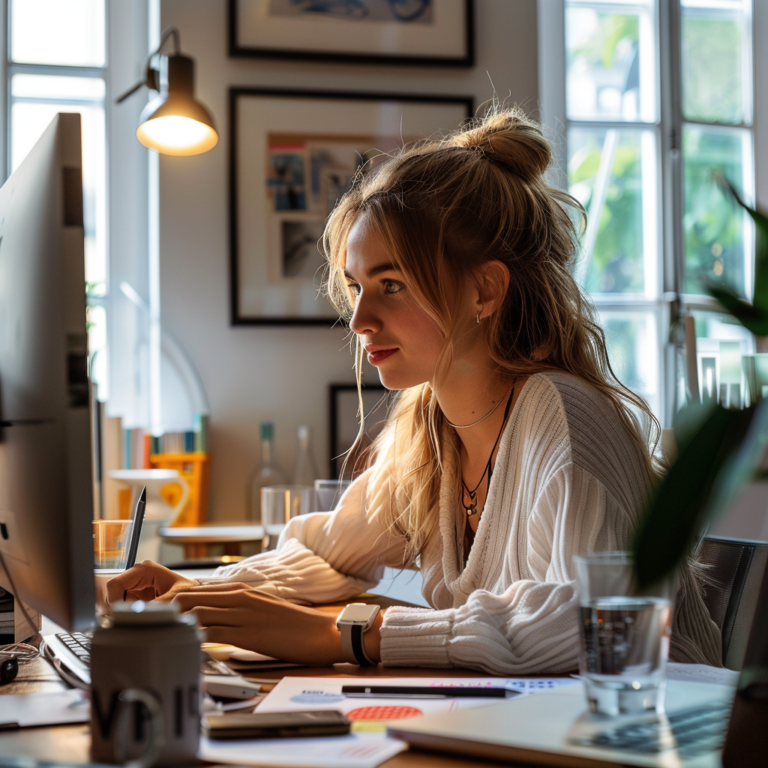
[706,285,768,337]
[633,398,768,588]
[710,174,768,318]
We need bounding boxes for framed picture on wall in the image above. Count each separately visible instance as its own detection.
[228,0,474,67]
[329,383,393,479]
[230,87,473,325]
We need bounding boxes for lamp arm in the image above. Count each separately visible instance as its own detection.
[114,27,181,104]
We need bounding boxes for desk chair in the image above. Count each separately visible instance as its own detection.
[699,535,768,670]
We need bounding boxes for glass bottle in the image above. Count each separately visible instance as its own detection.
[292,425,319,487]
[247,422,286,523]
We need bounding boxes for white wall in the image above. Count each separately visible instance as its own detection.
[158,0,539,520]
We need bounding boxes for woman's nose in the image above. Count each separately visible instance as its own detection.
[349,292,381,336]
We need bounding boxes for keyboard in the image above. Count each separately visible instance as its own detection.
[574,702,731,758]
[50,631,236,681]
[55,632,91,665]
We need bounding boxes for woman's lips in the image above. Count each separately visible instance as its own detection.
[367,348,398,364]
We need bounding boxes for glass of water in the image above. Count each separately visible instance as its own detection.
[260,485,313,550]
[573,551,674,716]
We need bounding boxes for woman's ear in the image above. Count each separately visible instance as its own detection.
[475,260,510,320]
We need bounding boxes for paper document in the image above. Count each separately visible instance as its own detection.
[200,675,578,768]
[0,689,89,728]
[199,733,405,768]
[666,662,740,686]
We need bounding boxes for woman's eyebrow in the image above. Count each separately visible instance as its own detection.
[344,262,401,280]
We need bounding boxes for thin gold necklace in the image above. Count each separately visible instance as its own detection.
[447,386,512,430]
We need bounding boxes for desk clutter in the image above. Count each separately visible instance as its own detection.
[202,675,580,768]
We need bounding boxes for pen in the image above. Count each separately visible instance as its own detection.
[340,685,519,699]
[123,487,146,600]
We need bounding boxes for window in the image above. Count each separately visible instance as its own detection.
[541,0,759,422]
[7,0,108,394]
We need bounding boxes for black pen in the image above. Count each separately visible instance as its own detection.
[123,487,146,600]
[341,685,519,699]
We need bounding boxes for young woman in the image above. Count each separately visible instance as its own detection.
[108,107,721,672]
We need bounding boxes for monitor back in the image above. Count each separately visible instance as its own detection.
[0,113,95,631]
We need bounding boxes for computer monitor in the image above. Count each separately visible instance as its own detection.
[0,113,95,632]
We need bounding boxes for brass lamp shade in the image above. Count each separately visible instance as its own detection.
[136,54,218,156]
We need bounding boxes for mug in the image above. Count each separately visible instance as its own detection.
[90,601,201,766]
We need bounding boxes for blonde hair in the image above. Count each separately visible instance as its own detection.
[322,104,659,559]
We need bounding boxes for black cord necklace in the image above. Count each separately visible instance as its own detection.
[460,381,516,518]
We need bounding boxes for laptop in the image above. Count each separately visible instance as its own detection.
[388,679,732,767]
[389,559,768,767]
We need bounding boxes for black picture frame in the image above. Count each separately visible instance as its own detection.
[329,383,393,479]
[228,0,474,67]
[229,87,473,326]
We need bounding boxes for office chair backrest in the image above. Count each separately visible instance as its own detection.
[699,535,768,670]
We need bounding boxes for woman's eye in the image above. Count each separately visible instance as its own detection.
[346,282,361,296]
[384,281,403,294]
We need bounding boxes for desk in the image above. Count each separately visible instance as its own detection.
[159,524,266,559]
[0,602,526,768]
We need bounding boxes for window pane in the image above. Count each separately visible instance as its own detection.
[11,0,105,67]
[597,310,660,418]
[12,74,105,101]
[565,4,656,122]
[683,125,751,295]
[681,1,750,124]
[12,102,106,289]
[568,127,657,296]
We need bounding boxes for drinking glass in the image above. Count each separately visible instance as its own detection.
[261,485,313,550]
[314,479,351,511]
[573,551,674,716]
[93,520,132,569]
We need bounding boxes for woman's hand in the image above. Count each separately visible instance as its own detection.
[172,583,382,667]
[106,561,200,604]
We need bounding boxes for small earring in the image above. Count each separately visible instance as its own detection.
[476,312,481,324]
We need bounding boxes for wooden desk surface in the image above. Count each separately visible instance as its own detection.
[0,601,534,767]
[0,657,514,768]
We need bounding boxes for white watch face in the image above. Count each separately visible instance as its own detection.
[337,603,378,625]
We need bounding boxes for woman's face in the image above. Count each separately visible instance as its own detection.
[345,214,447,390]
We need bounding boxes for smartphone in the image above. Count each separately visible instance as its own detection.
[203,710,351,740]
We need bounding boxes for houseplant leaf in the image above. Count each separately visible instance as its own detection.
[706,285,768,337]
[708,175,768,316]
[633,400,768,588]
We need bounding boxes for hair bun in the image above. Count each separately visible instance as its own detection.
[452,107,551,182]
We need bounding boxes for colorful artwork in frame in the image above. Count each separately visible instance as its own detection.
[228,0,474,66]
[229,87,472,325]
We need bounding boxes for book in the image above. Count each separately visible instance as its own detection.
[101,411,123,519]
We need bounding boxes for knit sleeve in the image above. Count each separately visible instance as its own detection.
[380,465,632,674]
[197,461,410,605]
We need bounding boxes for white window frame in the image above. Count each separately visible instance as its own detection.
[538,0,768,424]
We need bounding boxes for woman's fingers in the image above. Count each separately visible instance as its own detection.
[106,566,155,603]
[180,581,255,593]
[173,589,255,611]
[189,606,243,628]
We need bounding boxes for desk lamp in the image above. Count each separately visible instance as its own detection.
[116,27,218,156]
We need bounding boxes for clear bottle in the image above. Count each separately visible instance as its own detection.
[292,425,319,487]
[247,422,286,523]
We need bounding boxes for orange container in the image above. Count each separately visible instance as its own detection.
[149,452,211,527]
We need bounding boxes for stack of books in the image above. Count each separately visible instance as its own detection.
[91,394,209,517]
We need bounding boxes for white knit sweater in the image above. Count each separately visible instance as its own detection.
[204,372,721,673]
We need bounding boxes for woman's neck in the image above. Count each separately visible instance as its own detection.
[436,371,527,473]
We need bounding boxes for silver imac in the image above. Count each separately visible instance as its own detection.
[0,113,95,631]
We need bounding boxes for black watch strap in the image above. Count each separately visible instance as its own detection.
[350,624,372,666]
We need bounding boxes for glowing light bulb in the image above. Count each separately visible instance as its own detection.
[137,115,218,156]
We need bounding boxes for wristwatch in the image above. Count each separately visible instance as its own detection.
[336,603,380,666]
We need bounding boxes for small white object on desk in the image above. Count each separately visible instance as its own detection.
[0,689,89,729]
